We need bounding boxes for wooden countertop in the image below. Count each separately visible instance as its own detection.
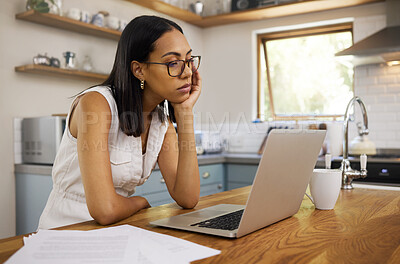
[1,186,400,263]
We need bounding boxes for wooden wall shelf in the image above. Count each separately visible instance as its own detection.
[15,64,108,82]
[125,0,202,23]
[15,10,121,41]
[127,0,384,28]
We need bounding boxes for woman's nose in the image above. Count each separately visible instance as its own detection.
[180,62,192,78]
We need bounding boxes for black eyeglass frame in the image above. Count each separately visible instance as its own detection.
[142,56,201,77]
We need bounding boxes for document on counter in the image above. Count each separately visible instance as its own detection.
[5,225,220,264]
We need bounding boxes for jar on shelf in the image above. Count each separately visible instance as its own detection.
[81,56,94,72]
[222,0,232,13]
[63,51,77,69]
[51,0,63,15]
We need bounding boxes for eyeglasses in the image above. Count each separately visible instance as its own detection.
[143,56,201,77]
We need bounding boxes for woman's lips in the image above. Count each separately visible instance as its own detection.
[178,84,191,93]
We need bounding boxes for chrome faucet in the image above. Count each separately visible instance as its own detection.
[341,96,368,190]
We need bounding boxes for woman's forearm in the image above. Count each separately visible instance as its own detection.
[172,111,200,208]
[92,194,150,225]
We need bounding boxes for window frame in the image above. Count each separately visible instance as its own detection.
[257,22,354,121]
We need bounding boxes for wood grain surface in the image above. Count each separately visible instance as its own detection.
[1,186,399,263]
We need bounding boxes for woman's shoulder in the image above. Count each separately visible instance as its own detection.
[81,85,113,98]
[69,88,113,138]
[74,91,111,120]
[77,86,115,111]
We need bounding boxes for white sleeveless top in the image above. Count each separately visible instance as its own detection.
[38,86,169,229]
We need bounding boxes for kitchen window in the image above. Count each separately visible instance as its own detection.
[258,23,354,120]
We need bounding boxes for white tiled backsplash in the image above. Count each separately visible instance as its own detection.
[354,64,400,149]
[203,121,339,154]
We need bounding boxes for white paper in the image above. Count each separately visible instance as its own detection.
[5,225,220,264]
[7,229,137,264]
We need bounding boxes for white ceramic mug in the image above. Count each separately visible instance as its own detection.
[105,16,120,30]
[308,169,341,210]
[119,19,128,32]
[66,8,81,21]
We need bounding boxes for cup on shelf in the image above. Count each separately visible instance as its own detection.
[119,19,128,32]
[66,8,81,20]
[105,16,120,31]
[307,169,341,210]
[91,12,105,27]
[194,1,204,15]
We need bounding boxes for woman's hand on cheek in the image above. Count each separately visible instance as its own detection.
[172,71,202,114]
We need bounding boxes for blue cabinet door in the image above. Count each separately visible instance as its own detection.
[226,164,258,190]
[199,164,224,196]
[135,164,225,207]
[15,173,53,235]
[135,170,172,207]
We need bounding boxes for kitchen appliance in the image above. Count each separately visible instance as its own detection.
[231,0,257,11]
[349,121,376,155]
[22,116,66,165]
[336,0,400,66]
[349,135,376,155]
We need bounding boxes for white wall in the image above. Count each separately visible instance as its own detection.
[0,0,203,239]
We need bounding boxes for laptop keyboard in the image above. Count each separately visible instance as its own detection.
[190,209,244,231]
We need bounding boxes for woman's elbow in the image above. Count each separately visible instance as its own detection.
[94,214,117,226]
[89,204,119,226]
[177,196,199,209]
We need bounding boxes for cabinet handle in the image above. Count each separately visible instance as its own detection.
[160,178,165,183]
[202,172,210,179]
[218,184,223,189]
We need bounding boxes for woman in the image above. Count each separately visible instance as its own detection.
[38,15,201,229]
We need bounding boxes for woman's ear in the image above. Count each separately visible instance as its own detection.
[131,61,145,80]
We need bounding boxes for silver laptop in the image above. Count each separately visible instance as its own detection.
[150,129,326,238]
